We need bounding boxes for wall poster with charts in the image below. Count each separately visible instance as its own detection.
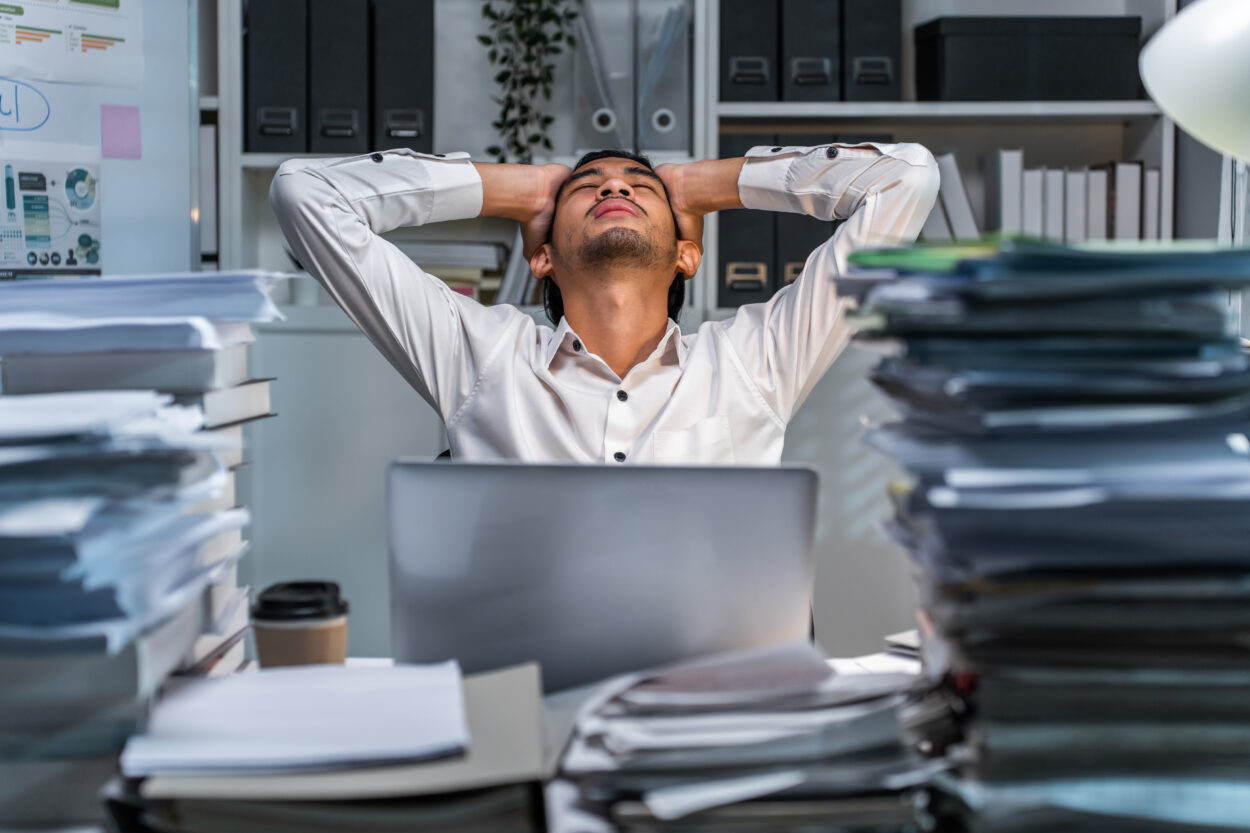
[0,144,102,279]
[0,0,144,89]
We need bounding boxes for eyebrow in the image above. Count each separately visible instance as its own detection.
[559,164,665,198]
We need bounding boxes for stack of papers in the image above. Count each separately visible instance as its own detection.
[0,271,284,827]
[843,239,1250,831]
[555,642,933,832]
[108,662,545,833]
[0,392,243,825]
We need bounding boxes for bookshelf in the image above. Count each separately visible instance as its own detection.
[207,0,1181,321]
[698,0,1180,320]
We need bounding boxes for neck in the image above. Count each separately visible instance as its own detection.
[560,278,671,379]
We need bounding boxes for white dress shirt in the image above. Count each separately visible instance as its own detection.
[269,143,938,465]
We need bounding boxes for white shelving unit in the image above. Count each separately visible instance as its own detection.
[209,0,1180,320]
[696,0,1179,321]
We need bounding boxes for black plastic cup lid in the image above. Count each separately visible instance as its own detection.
[251,581,349,621]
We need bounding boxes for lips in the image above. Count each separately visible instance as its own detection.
[593,199,640,220]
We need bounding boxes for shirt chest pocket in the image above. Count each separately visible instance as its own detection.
[652,416,736,464]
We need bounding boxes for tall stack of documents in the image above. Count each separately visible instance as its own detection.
[0,272,282,826]
[557,642,933,832]
[841,240,1250,831]
[108,661,545,833]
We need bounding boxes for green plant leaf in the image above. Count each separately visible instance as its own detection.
[476,34,492,46]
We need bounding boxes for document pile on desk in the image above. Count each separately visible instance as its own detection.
[106,661,545,833]
[556,642,933,832]
[844,239,1250,831]
[0,272,283,827]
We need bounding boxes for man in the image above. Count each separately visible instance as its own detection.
[269,142,938,464]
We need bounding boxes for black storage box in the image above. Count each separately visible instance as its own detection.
[915,16,1141,101]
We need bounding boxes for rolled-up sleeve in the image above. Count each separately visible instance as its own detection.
[269,150,525,421]
[719,142,940,422]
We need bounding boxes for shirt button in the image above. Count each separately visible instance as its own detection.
[572,340,582,352]
[613,451,626,463]
[616,390,628,402]
[826,147,839,159]
[370,152,384,163]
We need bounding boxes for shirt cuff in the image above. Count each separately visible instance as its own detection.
[409,151,483,224]
[737,145,806,213]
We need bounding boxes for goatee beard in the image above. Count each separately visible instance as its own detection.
[581,226,665,270]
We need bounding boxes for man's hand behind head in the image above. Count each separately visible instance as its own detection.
[655,162,705,255]
[521,163,572,259]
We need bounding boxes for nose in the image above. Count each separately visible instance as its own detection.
[598,177,632,199]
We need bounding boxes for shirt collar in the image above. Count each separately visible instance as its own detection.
[544,317,686,370]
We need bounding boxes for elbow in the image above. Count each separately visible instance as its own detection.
[268,162,306,222]
[903,145,941,220]
[268,162,342,241]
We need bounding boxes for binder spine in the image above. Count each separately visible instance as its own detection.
[308,0,370,154]
[245,0,308,153]
[719,0,778,102]
[841,0,901,102]
[718,133,776,308]
[781,0,841,102]
[372,0,435,154]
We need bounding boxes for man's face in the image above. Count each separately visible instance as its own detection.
[548,157,679,273]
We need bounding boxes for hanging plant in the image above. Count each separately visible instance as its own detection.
[479,0,582,164]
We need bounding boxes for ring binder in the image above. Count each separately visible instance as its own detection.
[726,262,768,291]
[729,57,771,86]
[318,109,359,139]
[257,107,297,137]
[791,57,833,86]
[381,109,423,141]
[851,56,894,86]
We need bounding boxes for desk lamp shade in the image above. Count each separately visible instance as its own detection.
[1140,0,1250,162]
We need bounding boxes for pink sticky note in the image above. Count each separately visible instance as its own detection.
[100,104,142,159]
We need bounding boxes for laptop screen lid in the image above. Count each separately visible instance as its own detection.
[387,461,818,691]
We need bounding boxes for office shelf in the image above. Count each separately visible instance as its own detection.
[716,100,1162,122]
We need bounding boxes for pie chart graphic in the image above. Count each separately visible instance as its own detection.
[65,168,97,211]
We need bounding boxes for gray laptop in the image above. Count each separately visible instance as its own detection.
[387,461,818,691]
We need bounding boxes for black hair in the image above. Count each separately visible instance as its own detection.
[542,149,686,326]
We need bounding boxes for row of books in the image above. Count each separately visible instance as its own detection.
[0,272,282,826]
[927,149,1163,243]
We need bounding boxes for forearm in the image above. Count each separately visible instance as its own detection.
[668,157,745,216]
[473,162,547,221]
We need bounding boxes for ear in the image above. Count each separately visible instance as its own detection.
[529,243,555,281]
[675,239,702,280]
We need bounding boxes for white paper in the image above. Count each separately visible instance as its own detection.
[643,770,807,820]
[0,390,172,443]
[0,313,252,355]
[0,271,285,322]
[121,662,469,775]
